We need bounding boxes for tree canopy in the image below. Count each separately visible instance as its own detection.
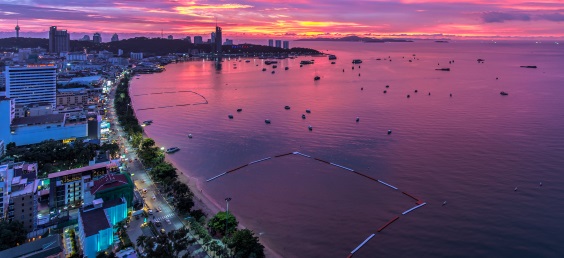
[208,211,238,236]
[0,220,27,251]
[228,229,265,258]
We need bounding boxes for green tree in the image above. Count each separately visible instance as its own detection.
[208,211,238,236]
[228,229,265,258]
[0,220,27,251]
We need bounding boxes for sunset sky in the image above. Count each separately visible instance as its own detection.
[0,0,562,40]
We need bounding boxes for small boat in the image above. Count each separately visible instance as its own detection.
[285,67,289,70]
[272,65,277,68]
[314,76,320,81]
[308,125,313,131]
[228,114,234,119]
[300,60,314,65]
[188,134,193,139]
[165,147,180,153]
[272,70,275,74]
[265,60,278,65]
[435,68,450,71]
[387,130,392,135]
[265,119,271,124]
[352,59,363,64]
[500,91,509,96]
[284,106,290,110]
[442,201,447,206]
[245,60,251,63]
[385,85,390,88]
[356,117,360,122]
[237,108,243,112]
[407,94,410,98]
[143,120,153,125]
[414,90,418,93]
[331,62,336,64]
[300,65,303,67]
[302,114,306,119]
[520,65,537,68]
[477,58,485,63]
[383,90,387,93]
[306,109,311,113]
[328,55,337,60]
[262,68,267,71]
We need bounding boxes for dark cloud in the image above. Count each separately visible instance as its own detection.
[537,13,564,22]
[481,12,531,23]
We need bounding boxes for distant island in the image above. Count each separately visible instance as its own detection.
[296,36,413,43]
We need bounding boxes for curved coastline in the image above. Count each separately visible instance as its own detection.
[129,64,284,258]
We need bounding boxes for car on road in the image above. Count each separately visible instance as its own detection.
[156,207,162,212]
[165,219,171,225]
[152,195,156,200]
[160,229,166,234]
[142,189,147,193]
[155,221,162,227]
[148,209,153,215]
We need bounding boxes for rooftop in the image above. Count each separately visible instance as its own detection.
[80,197,124,237]
[0,235,63,258]
[48,162,109,179]
[91,173,130,195]
[11,114,65,126]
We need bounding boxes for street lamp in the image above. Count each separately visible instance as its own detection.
[225,197,232,235]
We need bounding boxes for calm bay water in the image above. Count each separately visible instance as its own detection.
[131,41,564,258]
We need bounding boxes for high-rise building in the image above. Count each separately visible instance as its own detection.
[48,26,70,53]
[184,36,192,43]
[15,20,20,39]
[224,39,233,45]
[283,40,290,49]
[5,65,57,107]
[194,36,203,44]
[268,39,274,47]
[275,40,282,48]
[111,33,119,42]
[80,35,90,41]
[214,26,222,56]
[211,32,216,43]
[93,33,102,43]
[0,162,39,232]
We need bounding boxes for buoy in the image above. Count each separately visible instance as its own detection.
[308,125,313,131]
[356,117,360,122]
[383,90,387,93]
[228,114,233,119]
[442,201,447,206]
[361,87,363,90]
[342,69,345,72]
[428,92,431,96]
[387,130,392,135]
[188,134,193,138]
[540,182,542,186]
[358,73,361,76]
[450,93,452,97]
[514,187,518,191]
[414,89,418,93]
[407,94,410,98]
[496,77,499,80]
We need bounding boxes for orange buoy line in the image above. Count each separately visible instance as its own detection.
[402,191,421,202]
[204,151,427,257]
[377,216,400,232]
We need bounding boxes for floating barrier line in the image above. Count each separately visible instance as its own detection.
[402,202,427,215]
[274,152,294,158]
[294,152,312,158]
[350,233,376,254]
[377,216,400,232]
[352,171,378,182]
[248,157,271,165]
[330,163,355,172]
[402,191,420,202]
[313,158,330,164]
[227,164,248,173]
[206,172,227,182]
[377,180,398,190]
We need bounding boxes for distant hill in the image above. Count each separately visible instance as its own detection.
[296,36,413,43]
[0,37,320,56]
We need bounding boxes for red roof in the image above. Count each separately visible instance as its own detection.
[90,174,129,195]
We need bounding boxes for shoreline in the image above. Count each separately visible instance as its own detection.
[129,69,283,258]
